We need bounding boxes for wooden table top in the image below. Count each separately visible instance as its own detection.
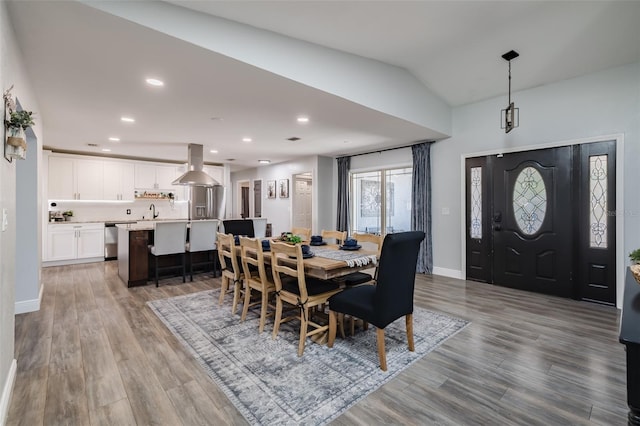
[237,242,377,280]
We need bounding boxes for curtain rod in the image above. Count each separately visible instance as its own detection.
[336,140,433,159]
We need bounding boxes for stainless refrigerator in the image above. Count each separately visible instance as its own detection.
[189,185,226,220]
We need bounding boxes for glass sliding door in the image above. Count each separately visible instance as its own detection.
[351,167,412,236]
[385,167,412,234]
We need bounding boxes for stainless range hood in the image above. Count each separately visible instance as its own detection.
[172,143,220,186]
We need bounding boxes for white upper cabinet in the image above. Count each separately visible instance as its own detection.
[134,164,180,190]
[48,156,104,200]
[103,161,135,201]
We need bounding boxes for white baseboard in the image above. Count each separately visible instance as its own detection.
[0,359,17,426]
[42,257,104,268]
[14,285,43,315]
[432,267,463,279]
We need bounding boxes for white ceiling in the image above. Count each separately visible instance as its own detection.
[7,1,640,170]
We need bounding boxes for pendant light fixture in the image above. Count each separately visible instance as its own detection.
[501,50,519,133]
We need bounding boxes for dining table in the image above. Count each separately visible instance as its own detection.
[236,241,378,280]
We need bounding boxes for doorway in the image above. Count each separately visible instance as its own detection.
[238,180,250,218]
[465,141,616,304]
[292,173,312,230]
[253,179,262,218]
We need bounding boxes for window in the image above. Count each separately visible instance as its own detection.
[351,167,412,235]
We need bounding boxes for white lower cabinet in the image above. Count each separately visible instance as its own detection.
[47,223,105,262]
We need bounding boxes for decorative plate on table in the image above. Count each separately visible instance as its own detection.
[339,245,362,251]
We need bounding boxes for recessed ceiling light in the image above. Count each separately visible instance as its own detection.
[121,116,135,123]
[210,149,218,154]
[101,148,111,152]
[242,137,252,143]
[145,78,164,87]
[108,137,120,142]
[258,159,270,164]
[297,116,309,123]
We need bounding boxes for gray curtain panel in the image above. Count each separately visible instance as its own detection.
[411,142,433,274]
[336,156,351,232]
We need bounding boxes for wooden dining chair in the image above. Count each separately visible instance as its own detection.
[341,232,384,286]
[327,231,425,371]
[321,229,347,245]
[239,237,276,333]
[216,232,244,313]
[270,241,341,356]
[290,227,311,242]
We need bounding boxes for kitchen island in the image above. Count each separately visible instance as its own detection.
[117,222,155,287]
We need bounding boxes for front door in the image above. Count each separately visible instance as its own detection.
[492,147,573,297]
[465,141,616,304]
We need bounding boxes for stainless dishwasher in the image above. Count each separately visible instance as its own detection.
[105,221,137,260]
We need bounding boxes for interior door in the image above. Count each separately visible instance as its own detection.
[492,147,574,297]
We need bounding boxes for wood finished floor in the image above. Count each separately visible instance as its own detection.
[7,261,627,425]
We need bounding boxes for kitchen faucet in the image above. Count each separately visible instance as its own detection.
[149,203,159,219]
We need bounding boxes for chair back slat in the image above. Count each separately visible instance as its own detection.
[270,241,308,300]
[217,232,241,278]
[353,232,384,257]
[373,231,425,327]
[153,222,188,255]
[239,237,268,284]
[321,230,347,245]
[188,220,219,252]
[290,227,311,242]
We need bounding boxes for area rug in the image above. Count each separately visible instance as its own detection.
[147,290,469,425]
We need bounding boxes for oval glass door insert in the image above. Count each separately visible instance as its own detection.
[513,167,547,235]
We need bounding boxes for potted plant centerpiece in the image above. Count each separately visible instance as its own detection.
[629,249,640,265]
[629,249,640,284]
[3,86,35,161]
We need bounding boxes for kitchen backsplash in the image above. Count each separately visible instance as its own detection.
[49,199,189,222]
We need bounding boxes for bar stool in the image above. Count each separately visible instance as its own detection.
[148,221,188,287]
[186,219,219,281]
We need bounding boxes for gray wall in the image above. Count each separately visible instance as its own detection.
[432,61,639,307]
[1,0,44,417]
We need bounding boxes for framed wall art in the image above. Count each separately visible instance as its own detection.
[278,179,289,198]
[267,180,276,199]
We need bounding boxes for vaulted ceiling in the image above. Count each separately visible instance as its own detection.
[7,1,640,170]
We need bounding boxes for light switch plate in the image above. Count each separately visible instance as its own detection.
[2,208,7,231]
[441,207,450,215]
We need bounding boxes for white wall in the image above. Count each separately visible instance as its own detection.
[0,0,44,420]
[432,62,639,306]
[82,0,451,137]
[231,156,335,237]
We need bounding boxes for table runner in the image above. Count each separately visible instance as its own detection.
[312,248,377,268]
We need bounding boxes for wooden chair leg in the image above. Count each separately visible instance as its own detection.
[338,313,346,339]
[406,313,415,352]
[349,316,355,336]
[272,297,283,339]
[241,283,251,322]
[259,291,268,333]
[219,276,228,305]
[328,311,337,347]
[298,306,309,356]
[232,279,242,314]
[376,328,387,371]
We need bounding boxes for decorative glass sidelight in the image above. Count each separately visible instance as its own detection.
[470,167,482,239]
[589,155,607,248]
[513,167,547,235]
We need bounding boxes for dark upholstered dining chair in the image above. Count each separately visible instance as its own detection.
[327,231,425,371]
